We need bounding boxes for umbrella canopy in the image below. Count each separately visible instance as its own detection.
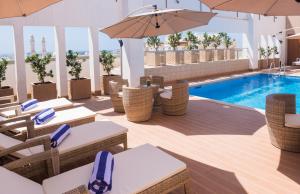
[201,0,300,16]
[287,33,300,39]
[101,9,216,39]
[0,0,62,19]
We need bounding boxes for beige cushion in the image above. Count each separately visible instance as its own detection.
[30,120,128,155]
[0,167,43,194]
[285,114,300,128]
[12,106,96,133]
[43,144,186,194]
[0,133,34,157]
[1,98,73,118]
[160,91,172,99]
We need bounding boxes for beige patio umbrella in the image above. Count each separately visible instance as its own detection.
[201,0,300,16]
[101,9,216,38]
[0,0,62,19]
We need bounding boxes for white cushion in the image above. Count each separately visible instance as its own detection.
[0,167,43,194]
[42,144,186,194]
[1,98,73,118]
[0,133,33,157]
[29,120,128,155]
[160,91,172,99]
[12,106,96,133]
[285,114,300,128]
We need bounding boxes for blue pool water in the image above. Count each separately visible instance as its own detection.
[189,74,300,112]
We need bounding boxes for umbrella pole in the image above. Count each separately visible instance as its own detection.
[118,40,123,78]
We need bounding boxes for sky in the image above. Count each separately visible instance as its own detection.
[0,26,243,57]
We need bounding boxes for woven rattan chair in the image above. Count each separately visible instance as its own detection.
[160,80,189,116]
[140,76,151,86]
[109,81,125,113]
[122,86,153,122]
[265,94,300,152]
[151,76,164,88]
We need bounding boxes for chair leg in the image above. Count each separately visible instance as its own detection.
[123,140,128,150]
[184,183,190,194]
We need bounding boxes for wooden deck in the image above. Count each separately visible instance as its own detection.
[76,96,300,194]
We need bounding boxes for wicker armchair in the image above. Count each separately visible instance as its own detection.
[140,76,151,86]
[160,80,189,116]
[109,81,125,113]
[152,76,164,88]
[265,94,300,152]
[122,86,153,122]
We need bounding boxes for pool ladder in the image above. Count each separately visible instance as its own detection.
[269,61,285,76]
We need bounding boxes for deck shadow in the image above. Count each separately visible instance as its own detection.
[72,96,113,112]
[158,147,248,194]
[147,98,266,136]
[277,150,300,184]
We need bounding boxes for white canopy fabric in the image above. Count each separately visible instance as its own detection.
[201,0,300,16]
[0,0,62,19]
[101,9,216,39]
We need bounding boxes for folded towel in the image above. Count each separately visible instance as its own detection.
[21,99,38,111]
[32,108,55,125]
[50,124,71,148]
[88,151,114,194]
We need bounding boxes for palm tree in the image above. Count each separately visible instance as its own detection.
[202,32,211,49]
[146,36,161,51]
[168,33,182,50]
[211,34,222,49]
[184,31,200,50]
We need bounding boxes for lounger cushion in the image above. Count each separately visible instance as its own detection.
[30,120,128,155]
[1,98,73,118]
[42,144,186,194]
[0,167,43,194]
[0,133,33,157]
[160,91,172,99]
[12,106,96,133]
[285,114,300,128]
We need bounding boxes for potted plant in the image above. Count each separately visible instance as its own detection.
[146,36,165,66]
[184,31,200,64]
[66,50,91,100]
[166,33,184,65]
[0,58,14,103]
[271,46,280,65]
[26,54,57,101]
[258,47,267,69]
[211,34,223,61]
[220,33,234,60]
[200,32,213,62]
[100,50,120,95]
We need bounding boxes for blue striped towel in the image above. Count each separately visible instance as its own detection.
[32,108,55,125]
[21,99,38,111]
[88,151,114,194]
[50,124,71,148]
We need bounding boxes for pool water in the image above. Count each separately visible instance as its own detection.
[189,74,300,112]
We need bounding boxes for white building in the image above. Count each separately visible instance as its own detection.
[0,0,288,101]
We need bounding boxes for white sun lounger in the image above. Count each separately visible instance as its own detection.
[1,106,96,139]
[0,98,73,118]
[0,121,128,178]
[1,144,189,194]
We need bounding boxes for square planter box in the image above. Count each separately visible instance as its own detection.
[214,49,225,61]
[31,82,57,101]
[0,86,14,104]
[68,78,91,100]
[258,59,269,69]
[101,75,122,95]
[184,50,199,64]
[205,50,214,61]
[145,52,166,66]
[166,51,184,65]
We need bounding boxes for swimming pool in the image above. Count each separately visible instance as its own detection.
[189,73,300,112]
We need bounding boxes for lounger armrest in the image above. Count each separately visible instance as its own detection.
[3,149,60,176]
[0,101,19,108]
[0,95,14,102]
[0,114,31,125]
[64,185,89,194]
[0,136,51,158]
[0,105,19,113]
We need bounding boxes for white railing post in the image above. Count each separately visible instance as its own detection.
[88,26,101,95]
[54,26,68,98]
[13,24,27,102]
